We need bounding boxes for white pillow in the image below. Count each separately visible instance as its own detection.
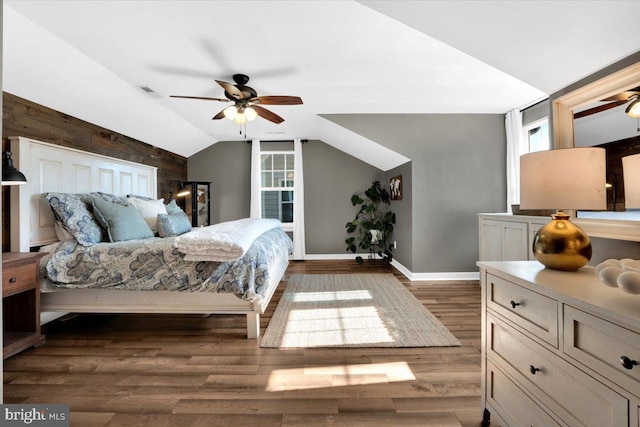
[126,197,168,233]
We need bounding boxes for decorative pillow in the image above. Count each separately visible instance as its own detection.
[157,212,192,237]
[44,193,105,246]
[91,196,154,242]
[126,197,168,233]
[97,192,129,206]
[54,221,77,243]
[165,199,185,215]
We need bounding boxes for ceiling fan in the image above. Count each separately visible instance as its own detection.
[170,74,303,124]
[574,86,640,119]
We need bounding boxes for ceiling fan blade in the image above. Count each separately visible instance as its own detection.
[574,100,627,119]
[170,95,230,102]
[252,105,284,124]
[212,109,226,120]
[602,89,640,102]
[215,80,243,99]
[250,95,303,105]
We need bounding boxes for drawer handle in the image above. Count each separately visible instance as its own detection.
[8,277,17,283]
[529,365,540,375]
[620,356,638,370]
[510,300,520,309]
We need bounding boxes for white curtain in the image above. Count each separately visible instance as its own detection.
[293,138,306,259]
[506,109,524,212]
[250,138,261,218]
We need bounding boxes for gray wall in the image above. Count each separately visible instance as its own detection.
[188,141,251,224]
[384,162,412,269]
[303,140,383,254]
[187,139,382,255]
[324,114,506,272]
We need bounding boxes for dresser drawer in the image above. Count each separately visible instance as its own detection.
[564,304,640,398]
[487,361,563,427]
[486,273,558,347]
[488,313,628,426]
[2,263,37,297]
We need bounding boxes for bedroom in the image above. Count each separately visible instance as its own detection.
[2,1,640,426]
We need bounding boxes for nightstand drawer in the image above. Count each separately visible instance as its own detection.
[2,263,37,297]
[486,273,558,347]
[564,305,640,398]
[487,361,563,427]
[488,313,628,426]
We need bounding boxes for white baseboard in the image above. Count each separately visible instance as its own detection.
[303,254,479,281]
[391,258,479,281]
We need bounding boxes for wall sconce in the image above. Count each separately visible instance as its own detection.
[2,151,27,185]
[520,147,606,271]
[623,153,640,208]
[168,180,189,199]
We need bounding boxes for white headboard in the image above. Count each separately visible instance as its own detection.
[9,136,158,252]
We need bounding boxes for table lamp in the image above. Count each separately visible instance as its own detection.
[520,147,606,271]
[622,153,640,209]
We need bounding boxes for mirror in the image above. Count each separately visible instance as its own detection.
[551,61,640,240]
[574,89,640,214]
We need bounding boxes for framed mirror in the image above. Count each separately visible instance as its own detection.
[551,61,640,241]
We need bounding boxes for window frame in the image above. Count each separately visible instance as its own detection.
[259,150,295,230]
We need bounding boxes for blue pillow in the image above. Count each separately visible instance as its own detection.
[91,196,154,242]
[165,199,185,215]
[44,192,105,246]
[157,212,192,237]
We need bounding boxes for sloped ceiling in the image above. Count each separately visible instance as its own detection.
[4,1,640,170]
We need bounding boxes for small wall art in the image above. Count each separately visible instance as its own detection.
[390,175,402,201]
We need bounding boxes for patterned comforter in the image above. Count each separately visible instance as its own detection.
[43,228,293,303]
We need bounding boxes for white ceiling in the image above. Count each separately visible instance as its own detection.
[4,1,640,170]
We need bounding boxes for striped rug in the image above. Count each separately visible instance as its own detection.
[260,274,461,348]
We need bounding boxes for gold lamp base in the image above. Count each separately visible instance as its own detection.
[533,212,592,271]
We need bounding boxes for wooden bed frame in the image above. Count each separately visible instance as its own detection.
[10,136,288,338]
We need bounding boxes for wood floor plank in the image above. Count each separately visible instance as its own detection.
[4,260,483,426]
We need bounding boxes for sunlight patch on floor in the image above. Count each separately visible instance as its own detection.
[266,361,416,391]
[281,306,394,346]
[290,290,373,302]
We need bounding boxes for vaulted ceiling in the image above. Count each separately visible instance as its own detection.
[4,1,640,170]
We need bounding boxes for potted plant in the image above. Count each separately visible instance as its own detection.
[345,180,396,264]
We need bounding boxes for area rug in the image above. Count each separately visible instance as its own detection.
[260,274,461,348]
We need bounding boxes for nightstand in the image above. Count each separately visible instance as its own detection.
[2,252,46,359]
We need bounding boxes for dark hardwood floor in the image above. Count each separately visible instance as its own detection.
[3,260,482,426]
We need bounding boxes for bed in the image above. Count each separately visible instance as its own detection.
[9,136,292,338]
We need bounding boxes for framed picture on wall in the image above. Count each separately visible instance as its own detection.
[390,175,402,201]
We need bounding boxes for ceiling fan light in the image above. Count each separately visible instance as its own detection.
[626,97,640,118]
[234,113,247,124]
[223,106,237,120]
[245,107,258,121]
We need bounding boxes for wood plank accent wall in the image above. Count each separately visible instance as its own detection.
[2,92,188,252]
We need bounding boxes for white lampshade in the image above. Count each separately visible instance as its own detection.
[520,147,606,210]
[234,113,247,124]
[623,153,640,208]
[245,106,258,121]
[223,106,237,120]
[626,96,640,118]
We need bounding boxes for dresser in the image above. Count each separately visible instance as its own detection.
[478,214,549,262]
[478,261,640,427]
[2,252,46,359]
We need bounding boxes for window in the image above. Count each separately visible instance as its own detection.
[260,152,294,224]
[523,119,550,153]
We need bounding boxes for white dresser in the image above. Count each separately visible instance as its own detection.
[478,261,640,427]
